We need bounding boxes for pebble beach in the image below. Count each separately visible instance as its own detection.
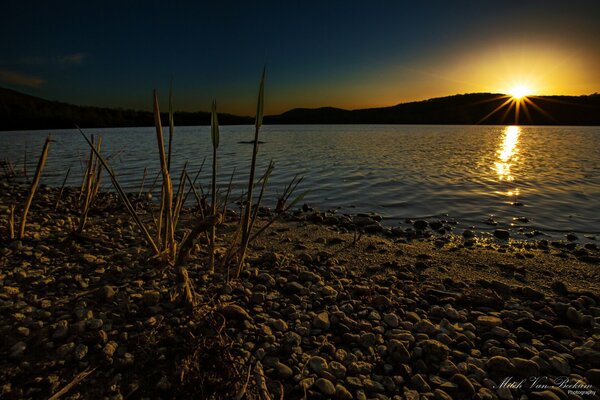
[1,181,599,400]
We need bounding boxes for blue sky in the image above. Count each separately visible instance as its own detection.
[2,0,599,114]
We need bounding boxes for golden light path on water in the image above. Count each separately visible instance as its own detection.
[495,125,521,198]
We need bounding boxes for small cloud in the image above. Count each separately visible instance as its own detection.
[0,69,46,88]
[60,53,87,64]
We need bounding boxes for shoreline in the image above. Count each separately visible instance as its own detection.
[1,182,599,399]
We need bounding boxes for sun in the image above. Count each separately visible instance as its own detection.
[507,84,531,99]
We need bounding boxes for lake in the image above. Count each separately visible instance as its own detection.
[1,125,599,240]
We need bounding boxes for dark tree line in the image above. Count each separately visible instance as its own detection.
[1,87,599,131]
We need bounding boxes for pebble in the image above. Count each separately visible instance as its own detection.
[9,341,26,359]
[313,311,330,330]
[315,378,336,396]
[274,361,293,378]
[309,356,328,373]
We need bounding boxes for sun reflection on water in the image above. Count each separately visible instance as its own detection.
[495,126,520,182]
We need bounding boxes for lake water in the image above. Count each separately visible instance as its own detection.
[1,125,599,239]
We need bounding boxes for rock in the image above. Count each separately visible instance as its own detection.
[434,389,453,400]
[389,339,411,363]
[56,342,75,358]
[549,356,570,375]
[383,313,399,328]
[315,378,336,396]
[411,374,431,392]
[220,304,251,320]
[101,285,116,301]
[553,325,573,338]
[550,280,568,295]
[359,332,376,348]
[9,341,26,359]
[270,319,288,332]
[74,344,88,360]
[142,290,161,306]
[413,220,428,230]
[476,315,502,327]
[286,281,304,293]
[529,391,561,400]
[573,346,600,362]
[87,318,103,330]
[329,361,347,379]
[298,271,321,283]
[565,307,582,324]
[486,356,514,376]
[52,320,69,339]
[309,356,328,374]
[462,229,475,238]
[321,285,338,298]
[451,374,475,397]
[335,384,353,400]
[313,312,330,330]
[586,369,600,387]
[274,361,293,378]
[513,358,539,377]
[494,229,510,240]
[419,339,449,362]
[363,379,385,393]
[103,341,118,358]
[81,254,97,264]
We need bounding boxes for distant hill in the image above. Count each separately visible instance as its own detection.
[0,87,252,131]
[265,93,600,125]
[1,87,599,130]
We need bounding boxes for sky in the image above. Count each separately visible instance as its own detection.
[1,0,600,115]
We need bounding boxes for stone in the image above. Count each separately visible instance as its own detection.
[363,379,385,393]
[87,318,103,330]
[9,341,26,359]
[586,369,600,387]
[274,361,293,378]
[74,344,88,360]
[359,332,376,348]
[52,320,69,340]
[298,271,322,283]
[486,356,514,376]
[549,356,570,375]
[494,229,510,240]
[335,384,353,400]
[315,378,336,396]
[313,312,330,330]
[309,356,328,373]
[476,315,502,327]
[388,339,411,363]
[434,389,453,400]
[414,220,428,230]
[411,374,431,392]
[451,374,475,397]
[103,341,118,358]
[419,339,449,362]
[383,313,399,328]
[220,304,251,320]
[56,342,75,358]
[142,290,161,306]
[529,391,561,400]
[565,307,582,324]
[286,281,304,293]
[101,285,116,301]
[329,360,347,379]
[513,358,539,377]
[270,319,288,332]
